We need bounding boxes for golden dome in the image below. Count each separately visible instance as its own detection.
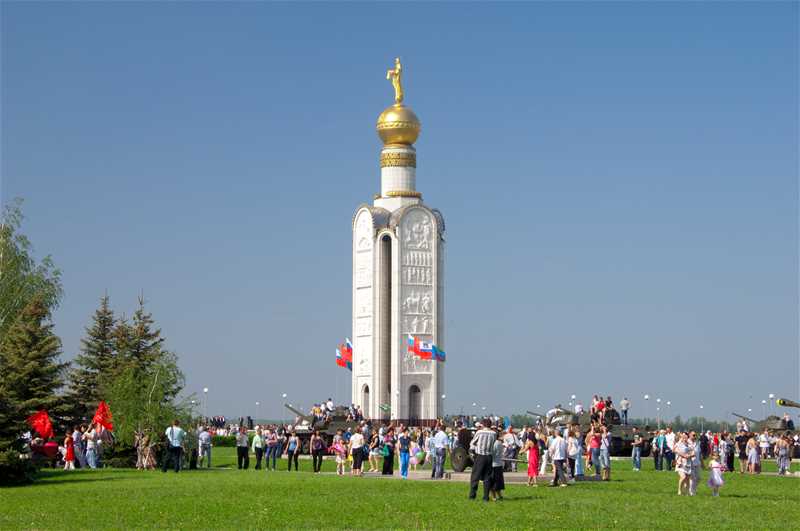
[376,103,421,145]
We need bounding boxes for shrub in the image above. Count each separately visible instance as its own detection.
[0,449,37,486]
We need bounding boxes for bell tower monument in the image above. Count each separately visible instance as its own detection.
[351,58,445,425]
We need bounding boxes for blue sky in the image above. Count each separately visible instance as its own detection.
[2,2,797,421]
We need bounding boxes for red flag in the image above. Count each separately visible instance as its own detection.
[92,401,114,431]
[26,410,53,439]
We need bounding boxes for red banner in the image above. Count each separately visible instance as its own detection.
[92,401,114,431]
[26,410,53,440]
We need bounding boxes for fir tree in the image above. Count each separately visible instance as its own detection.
[126,295,165,369]
[113,314,132,362]
[66,294,116,420]
[0,296,67,448]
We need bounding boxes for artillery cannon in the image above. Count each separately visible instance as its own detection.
[283,403,361,454]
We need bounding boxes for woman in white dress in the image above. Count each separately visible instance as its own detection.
[674,432,694,496]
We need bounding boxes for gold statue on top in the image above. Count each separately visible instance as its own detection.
[386,57,404,104]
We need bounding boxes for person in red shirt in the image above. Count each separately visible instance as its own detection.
[588,425,602,479]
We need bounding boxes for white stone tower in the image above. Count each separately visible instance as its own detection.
[351,59,444,425]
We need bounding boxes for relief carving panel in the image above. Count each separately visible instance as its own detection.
[399,208,437,374]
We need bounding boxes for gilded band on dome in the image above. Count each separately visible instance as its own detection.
[380,151,417,168]
[385,190,422,198]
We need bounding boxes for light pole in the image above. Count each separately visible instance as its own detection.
[666,401,671,426]
[699,404,704,432]
[768,393,775,413]
[644,395,650,425]
[441,394,446,419]
[256,401,260,424]
[203,387,209,420]
[281,393,288,425]
[656,398,662,429]
[761,399,767,418]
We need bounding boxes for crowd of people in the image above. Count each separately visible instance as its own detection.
[37,393,799,503]
[25,423,113,470]
[648,426,798,480]
[306,399,364,424]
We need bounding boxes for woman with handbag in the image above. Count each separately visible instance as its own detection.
[382,427,396,475]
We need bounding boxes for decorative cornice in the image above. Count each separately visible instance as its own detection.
[380,151,417,168]
[385,190,422,198]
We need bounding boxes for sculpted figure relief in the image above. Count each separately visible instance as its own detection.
[420,292,432,314]
[403,291,421,314]
[404,219,431,250]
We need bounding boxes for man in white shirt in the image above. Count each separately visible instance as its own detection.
[162,419,186,473]
[574,403,584,415]
[619,397,631,425]
[432,425,449,479]
[664,428,676,471]
[758,430,770,458]
[548,430,569,487]
[502,428,520,472]
[468,423,497,501]
[198,426,212,468]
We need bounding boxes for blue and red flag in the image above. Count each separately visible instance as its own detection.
[336,341,352,371]
[407,334,446,362]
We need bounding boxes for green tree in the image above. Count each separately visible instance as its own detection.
[123,296,165,371]
[0,297,67,450]
[66,294,117,420]
[106,354,188,448]
[0,198,63,339]
[104,296,186,448]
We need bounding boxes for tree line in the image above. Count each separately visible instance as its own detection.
[0,199,188,482]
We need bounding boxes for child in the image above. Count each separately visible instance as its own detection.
[332,440,347,476]
[409,440,420,471]
[490,428,505,501]
[707,452,724,497]
[63,431,75,470]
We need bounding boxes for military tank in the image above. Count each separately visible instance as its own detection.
[528,406,652,457]
[732,398,798,434]
[283,403,361,454]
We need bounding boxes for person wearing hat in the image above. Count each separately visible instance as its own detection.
[468,422,496,501]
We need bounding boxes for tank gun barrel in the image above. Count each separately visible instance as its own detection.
[526,411,544,417]
[776,398,800,409]
[731,412,758,423]
[284,403,311,420]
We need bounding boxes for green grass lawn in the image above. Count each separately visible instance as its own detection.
[1,448,798,529]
